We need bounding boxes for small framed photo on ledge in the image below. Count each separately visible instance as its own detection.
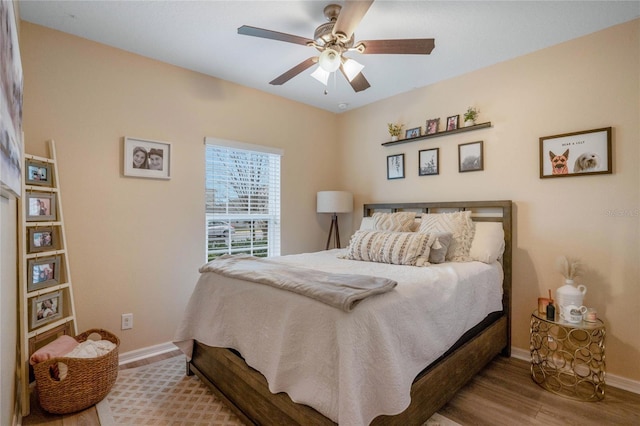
[123,137,172,180]
[387,154,405,180]
[446,115,459,131]
[425,119,439,135]
[539,127,612,178]
[405,127,421,139]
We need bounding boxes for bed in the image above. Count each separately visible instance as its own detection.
[174,200,512,425]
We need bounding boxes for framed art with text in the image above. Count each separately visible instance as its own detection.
[539,127,612,178]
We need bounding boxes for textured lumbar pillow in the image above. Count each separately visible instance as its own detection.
[343,230,435,266]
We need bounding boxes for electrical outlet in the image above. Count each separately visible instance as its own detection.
[121,313,133,330]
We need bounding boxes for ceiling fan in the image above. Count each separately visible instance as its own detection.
[238,0,435,93]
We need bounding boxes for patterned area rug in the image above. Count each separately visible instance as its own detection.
[97,355,459,425]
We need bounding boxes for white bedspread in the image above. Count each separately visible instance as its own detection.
[174,249,503,425]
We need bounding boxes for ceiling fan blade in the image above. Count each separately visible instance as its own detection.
[269,57,318,85]
[333,0,374,41]
[238,25,312,46]
[339,66,371,92]
[358,39,435,55]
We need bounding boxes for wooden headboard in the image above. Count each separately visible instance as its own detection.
[362,200,513,355]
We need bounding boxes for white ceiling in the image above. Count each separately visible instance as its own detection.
[18,1,640,113]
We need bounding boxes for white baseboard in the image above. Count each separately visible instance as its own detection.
[510,346,640,395]
[118,341,178,366]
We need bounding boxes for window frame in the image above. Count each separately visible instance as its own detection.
[205,138,283,260]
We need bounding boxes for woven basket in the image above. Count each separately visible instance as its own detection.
[33,328,120,414]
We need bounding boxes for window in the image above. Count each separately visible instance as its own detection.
[205,138,282,260]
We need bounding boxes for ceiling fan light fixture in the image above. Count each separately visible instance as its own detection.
[342,58,364,82]
[318,48,341,72]
[311,66,331,86]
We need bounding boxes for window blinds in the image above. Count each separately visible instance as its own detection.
[205,139,281,259]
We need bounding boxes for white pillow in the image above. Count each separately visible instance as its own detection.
[418,211,475,262]
[469,222,505,263]
[359,217,374,231]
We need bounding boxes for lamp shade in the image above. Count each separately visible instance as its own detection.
[310,66,330,85]
[317,191,353,213]
[318,48,341,72]
[342,58,365,82]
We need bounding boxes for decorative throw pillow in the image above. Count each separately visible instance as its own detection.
[469,222,505,263]
[418,211,475,262]
[372,212,416,232]
[428,232,453,264]
[344,230,434,266]
[359,217,375,231]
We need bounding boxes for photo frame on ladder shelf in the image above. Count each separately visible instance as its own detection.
[31,291,63,329]
[27,255,61,293]
[25,192,57,222]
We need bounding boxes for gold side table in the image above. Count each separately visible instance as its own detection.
[529,310,605,401]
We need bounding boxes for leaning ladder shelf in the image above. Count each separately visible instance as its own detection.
[17,140,78,416]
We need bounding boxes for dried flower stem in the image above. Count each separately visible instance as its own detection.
[556,255,583,280]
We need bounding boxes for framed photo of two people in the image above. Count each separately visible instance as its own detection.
[123,137,172,180]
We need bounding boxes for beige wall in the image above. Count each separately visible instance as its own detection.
[20,22,342,354]
[337,19,639,381]
[18,18,639,384]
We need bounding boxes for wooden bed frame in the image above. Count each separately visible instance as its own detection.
[187,200,513,425]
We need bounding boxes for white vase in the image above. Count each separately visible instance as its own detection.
[556,279,587,318]
[464,119,475,127]
[391,135,399,142]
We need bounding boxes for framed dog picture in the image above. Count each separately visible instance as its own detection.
[25,160,53,187]
[123,136,172,180]
[387,154,405,180]
[539,127,612,178]
[31,291,63,329]
[25,192,57,221]
[458,141,484,172]
[419,148,439,176]
[27,255,61,293]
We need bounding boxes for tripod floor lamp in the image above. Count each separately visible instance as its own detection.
[317,191,353,250]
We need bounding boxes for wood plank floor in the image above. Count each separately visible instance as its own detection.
[23,352,640,425]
